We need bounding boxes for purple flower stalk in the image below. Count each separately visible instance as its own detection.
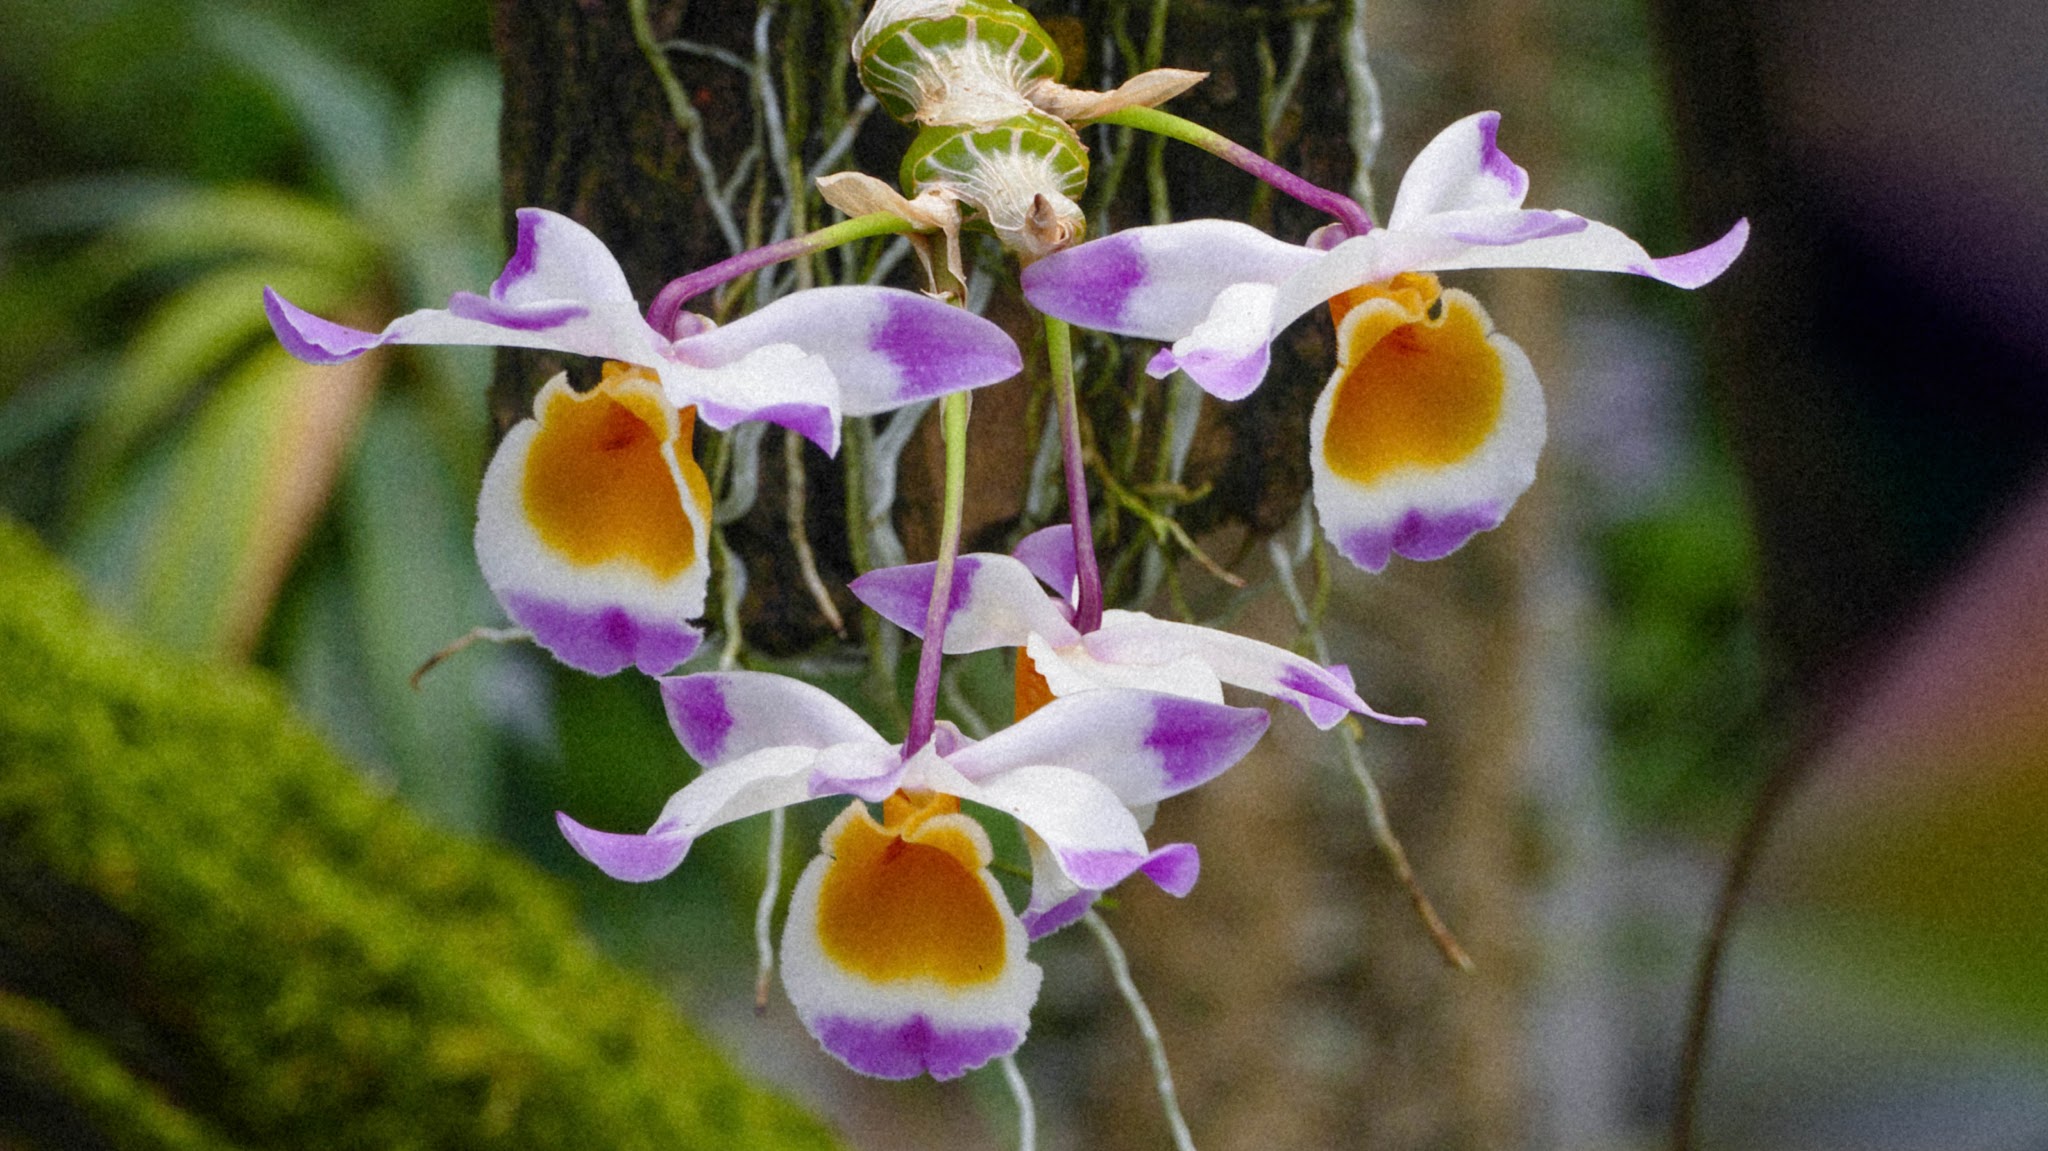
[645,212,919,339]
[1101,106,1375,238]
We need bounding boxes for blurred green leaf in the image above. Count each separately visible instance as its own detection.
[275,556,397,775]
[70,263,354,506]
[107,185,377,280]
[0,357,113,465]
[0,174,191,242]
[404,59,502,218]
[197,4,400,206]
[342,398,501,831]
[123,344,305,655]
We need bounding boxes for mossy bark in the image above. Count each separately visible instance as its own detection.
[0,518,840,1151]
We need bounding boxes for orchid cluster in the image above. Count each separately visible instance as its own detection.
[265,0,1744,1127]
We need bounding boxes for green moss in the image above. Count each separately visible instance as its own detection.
[0,519,840,1151]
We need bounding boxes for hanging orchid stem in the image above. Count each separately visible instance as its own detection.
[1099,106,1376,237]
[1084,910,1198,1151]
[999,1054,1037,1151]
[646,212,919,337]
[1044,314,1107,633]
[904,390,972,757]
[1267,533,1474,971]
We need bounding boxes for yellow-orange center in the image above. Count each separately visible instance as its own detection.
[816,792,1007,987]
[1013,649,1056,721]
[1322,275,1505,484]
[521,363,709,578]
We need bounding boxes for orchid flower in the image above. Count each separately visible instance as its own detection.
[471,361,712,675]
[1021,111,1747,570]
[265,207,1022,455]
[265,207,1022,673]
[556,670,1267,1078]
[851,525,1421,730]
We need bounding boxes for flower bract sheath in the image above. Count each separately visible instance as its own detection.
[900,112,1090,261]
[1020,111,1747,567]
[554,670,1268,1074]
[476,362,713,675]
[265,208,1023,455]
[855,0,1065,126]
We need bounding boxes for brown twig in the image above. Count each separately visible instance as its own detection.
[1671,710,1822,1151]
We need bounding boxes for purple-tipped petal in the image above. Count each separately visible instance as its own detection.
[849,553,1076,653]
[1152,279,1283,399]
[661,675,736,762]
[1401,213,1749,289]
[1080,613,1422,728]
[1011,524,1080,598]
[1023,220,1319,342]
[1278,664,1358,729]
[1388,110,1532,227]
[1335,505,1507,573]
[445,290,588,331]
[1019,230,1150,331]
[489,207,637,304]
[678,286,1019,420]
[951,690,1267,805]
[504,595,701,677]
[270,209,669,369]
[1143,695,1272,791]
[1439,210,1589,247]
[556,812,691,882]
[1641,218,1751,289]
[694,395,840,454]
[265,287,385,364]
[1162,336,1273,400]
[811,1016,1025,1082]
[867,292,1025,407]
[1035,841,1197,898]
[1057,848,1153,891]
[659,671,884,767]
[1474,112,1528,201]
[1021,890,1095,940]
[1138,842,1200,897]
[845,559,959,638]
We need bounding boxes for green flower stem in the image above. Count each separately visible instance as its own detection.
[646,212,919,337]
[1097,106,1375,237]
[1045,314,1106,633]
[903,389,971,756]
